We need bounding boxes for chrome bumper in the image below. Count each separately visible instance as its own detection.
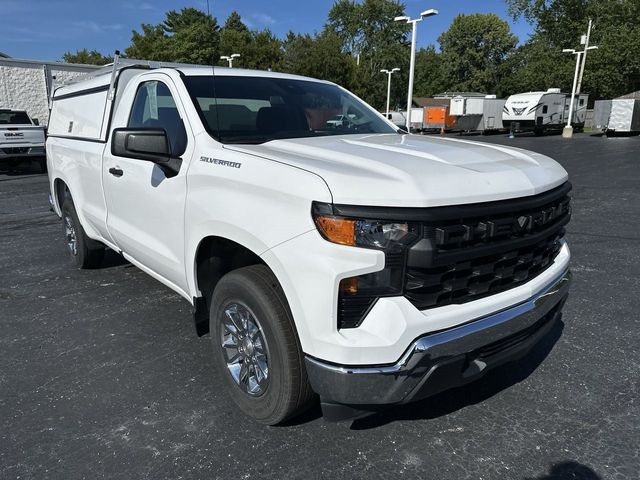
[305,269,571,408]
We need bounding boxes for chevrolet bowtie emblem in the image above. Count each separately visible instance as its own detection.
[517,216,528,228]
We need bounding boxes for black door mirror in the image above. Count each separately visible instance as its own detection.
[111,128,182,176]
[32,118,40,125]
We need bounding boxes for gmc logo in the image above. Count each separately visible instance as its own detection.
[4,132,24,137]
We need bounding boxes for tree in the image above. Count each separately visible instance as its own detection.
[413,46,445,97]
[62,49,113,65]
[163,8,220,64]
[325,0,409,107]
[505,0,640,98]
[244,30,282,71]
[125,8,219,64]
[219,11,251,63]
[125,24,172,61]
[280,31,355,87]
[438,13,517,93]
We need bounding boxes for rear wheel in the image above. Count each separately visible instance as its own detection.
[61,197,104,268]
[210,265,315,425]
[38,158,47,173]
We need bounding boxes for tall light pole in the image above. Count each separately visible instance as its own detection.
[395,9,438,132]
[576,19,593,95]
[380,68,400,117]
[562,49,582,138]
[220,53,240,68]
[562,45,597,138]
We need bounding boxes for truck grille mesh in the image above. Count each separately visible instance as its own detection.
[404,183,571,310]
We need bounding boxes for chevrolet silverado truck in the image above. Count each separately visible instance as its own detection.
[0,109,46,172]
[46,59,572,424]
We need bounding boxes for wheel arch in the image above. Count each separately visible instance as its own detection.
[192,235,280,337]
[53,177,70,215]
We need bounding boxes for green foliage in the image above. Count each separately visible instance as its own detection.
[219,11,251,64]
[326,0,410,107]
[125,8,219,63]
[438,13,518,93]
[413,46,445,97]
[125,23,173,61]
[505,0,640,98]
[280,31,355,88]
[62,49,113,65]
[66,0,639,109]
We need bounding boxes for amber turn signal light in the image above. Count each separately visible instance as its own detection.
[339,277,358,294]
[314,216,356,246]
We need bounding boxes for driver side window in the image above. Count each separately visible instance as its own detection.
[128,81,187,157]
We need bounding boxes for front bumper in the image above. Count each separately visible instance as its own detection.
[305,269,571,408]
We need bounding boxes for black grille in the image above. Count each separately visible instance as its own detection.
[338,296,377,329]
[404,183,571,310]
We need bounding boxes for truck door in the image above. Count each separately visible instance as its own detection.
[102,75,193,294]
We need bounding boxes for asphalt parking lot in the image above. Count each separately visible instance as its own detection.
[1,133,639,479]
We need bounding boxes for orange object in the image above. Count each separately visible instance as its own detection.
[339,277,359,294]
[424,106,458,131]
[314,216,356,246]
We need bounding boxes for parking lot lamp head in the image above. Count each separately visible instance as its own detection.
[220,54,240,68]
[420,9,438,18]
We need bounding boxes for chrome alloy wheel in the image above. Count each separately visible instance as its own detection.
[64,215,78,256]
[220,302,269,396]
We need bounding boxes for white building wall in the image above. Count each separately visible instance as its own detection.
[0,59,99,126]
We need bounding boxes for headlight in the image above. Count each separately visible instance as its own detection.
[312,202,419,329]
[314,215,412,252]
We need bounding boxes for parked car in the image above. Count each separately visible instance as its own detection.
[383,111,406,129]
[0,109,46,172]
[47,61,572,424]
[325,113,357,128]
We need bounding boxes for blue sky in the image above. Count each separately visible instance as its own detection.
[2,0,534,61]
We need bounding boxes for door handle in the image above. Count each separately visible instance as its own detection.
[108,167,123,177]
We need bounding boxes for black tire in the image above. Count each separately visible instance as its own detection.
[210,265,315,425]
[61,197,104,269]
[38,158,47,173]
[534,127,544,136]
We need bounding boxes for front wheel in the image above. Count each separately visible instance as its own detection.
[61,197,104,268]
[210,265,315,425]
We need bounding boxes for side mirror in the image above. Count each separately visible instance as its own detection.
[32,118,40,125]
[111,128,182,176]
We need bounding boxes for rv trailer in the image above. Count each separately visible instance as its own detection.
[503,88,588,134]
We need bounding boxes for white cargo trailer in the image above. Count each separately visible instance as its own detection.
[456,98,507,133]
[503,88,588,134]
[607,99,640,133]
[592,100,612,132]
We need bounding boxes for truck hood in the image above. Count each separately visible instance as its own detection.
[225,133,568,207]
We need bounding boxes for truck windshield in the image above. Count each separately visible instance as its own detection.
[0,111,31,125]
[183,75,397,144]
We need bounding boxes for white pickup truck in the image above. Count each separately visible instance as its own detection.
[47,60,572,424]
[0,109,46,172]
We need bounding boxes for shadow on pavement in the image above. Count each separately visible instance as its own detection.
[525,461,602,479]
[347,318,565,430]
